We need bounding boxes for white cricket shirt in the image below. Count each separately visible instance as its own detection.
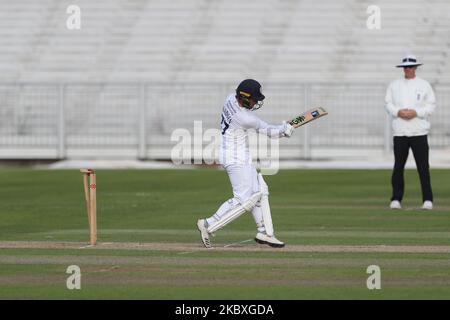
[219,94,285,166]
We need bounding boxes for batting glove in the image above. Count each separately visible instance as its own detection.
[282,121,294,138]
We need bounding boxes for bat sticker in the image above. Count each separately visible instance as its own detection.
[288,107,328,128]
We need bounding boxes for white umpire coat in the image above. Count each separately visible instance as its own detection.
[385,77,436,137]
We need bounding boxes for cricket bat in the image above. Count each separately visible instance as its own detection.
[289,107,328,128]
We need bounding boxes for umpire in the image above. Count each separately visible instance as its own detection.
[385,54,436,210]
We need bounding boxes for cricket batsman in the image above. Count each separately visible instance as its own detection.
[197,79,294,248]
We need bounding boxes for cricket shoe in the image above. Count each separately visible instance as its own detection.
[421,201,433,210]
[197,219,212,248]
[389,200,401,209]
[255,232,285,248]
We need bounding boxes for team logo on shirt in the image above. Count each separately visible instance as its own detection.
[416,90,424,101]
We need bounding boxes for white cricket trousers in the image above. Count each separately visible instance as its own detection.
[206,164,264,231]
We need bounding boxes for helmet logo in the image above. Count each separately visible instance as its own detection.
[239,91,251,98]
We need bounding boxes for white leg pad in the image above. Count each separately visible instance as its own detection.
[207,192,261,233]
[258,173,269,196]
[258,173,274,236]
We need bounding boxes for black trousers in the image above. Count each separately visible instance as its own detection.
[391,135,433,202]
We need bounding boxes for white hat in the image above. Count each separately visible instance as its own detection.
[396,54,422,68]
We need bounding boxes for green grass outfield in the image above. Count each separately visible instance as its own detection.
[0,168,449,299]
